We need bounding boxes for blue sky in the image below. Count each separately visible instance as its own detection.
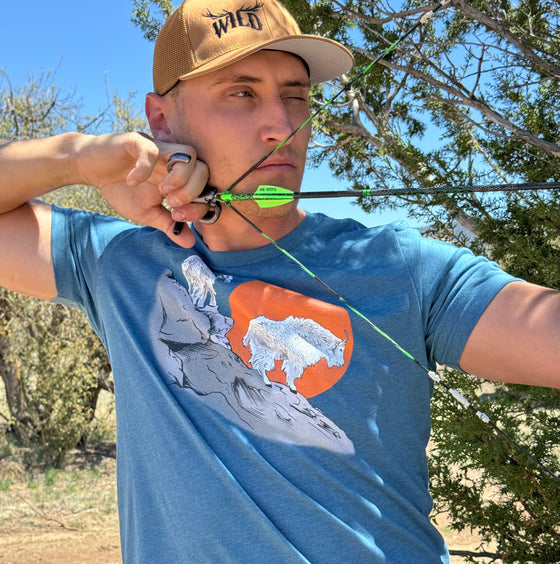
[0,0,408,226]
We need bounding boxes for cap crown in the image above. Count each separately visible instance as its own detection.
[153,0,353,94]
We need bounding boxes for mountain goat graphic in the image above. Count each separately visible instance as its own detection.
[243,315,348,393]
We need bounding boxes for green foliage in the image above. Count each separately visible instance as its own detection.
[110,92,148,133]
[130,0,175,41]
[0,69,92,139]
[287,0,560,235]
[0,69,143,467]
[430,371,560,562]
[474,193,560,288]
[1,290,111,468]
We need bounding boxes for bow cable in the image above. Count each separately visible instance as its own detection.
[227,203,560,484]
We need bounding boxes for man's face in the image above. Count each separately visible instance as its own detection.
[164,50,312,199]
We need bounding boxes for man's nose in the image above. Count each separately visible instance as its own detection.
[259,97,297,145]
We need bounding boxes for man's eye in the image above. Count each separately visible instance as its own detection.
[233,90,252,98]
[284,91,308,102]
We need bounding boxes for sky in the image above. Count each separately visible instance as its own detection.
[0,0,409,227]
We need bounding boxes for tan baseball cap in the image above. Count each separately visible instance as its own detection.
[153,0,354,95]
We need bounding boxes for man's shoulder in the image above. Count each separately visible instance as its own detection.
[306,211,420,249]
[51,204,145,245]
[50,204,159,267]
[51,204,136,229]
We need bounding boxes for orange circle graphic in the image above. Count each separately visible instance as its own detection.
[228,281,353,397]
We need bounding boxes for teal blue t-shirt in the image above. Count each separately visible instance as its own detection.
[51,207,515,563]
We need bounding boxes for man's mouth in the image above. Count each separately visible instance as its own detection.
[256,158,295,172]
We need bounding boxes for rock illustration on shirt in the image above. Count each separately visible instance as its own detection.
[151,255,354,454]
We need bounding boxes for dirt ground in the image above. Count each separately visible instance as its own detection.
[0,442,120,564]
[0,529,487,564]
[0,528,121,564]
[0,519,491,564]
[0,443,493,564]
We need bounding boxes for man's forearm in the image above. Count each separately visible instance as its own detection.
[0,132,84,213]
[0,131,207,250]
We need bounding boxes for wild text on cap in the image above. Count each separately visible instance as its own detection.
[204,1,264,39]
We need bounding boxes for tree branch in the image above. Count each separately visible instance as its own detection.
[378,58,560,157]
[449,548,503,560]
[450,0,560,78]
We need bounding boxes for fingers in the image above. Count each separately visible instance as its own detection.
[125,134,179,187]
[145,204,198,249]
[160,150,196,197]
[125,135,212,220]
[125,144,160,187]
[160,152,211,222]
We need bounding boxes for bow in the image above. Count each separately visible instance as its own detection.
[172,0,560,484]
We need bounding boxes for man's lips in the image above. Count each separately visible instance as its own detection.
[256,159,295,171]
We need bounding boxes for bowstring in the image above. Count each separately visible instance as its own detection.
[223,1,453,195]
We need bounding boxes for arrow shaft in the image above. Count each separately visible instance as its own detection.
[218,181,560,205]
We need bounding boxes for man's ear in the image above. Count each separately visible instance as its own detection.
[145,92,173,141]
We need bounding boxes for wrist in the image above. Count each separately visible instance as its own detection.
[58,131,94,188]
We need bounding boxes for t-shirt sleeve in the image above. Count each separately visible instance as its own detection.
[50,205,135,318]
[397,225,520,370]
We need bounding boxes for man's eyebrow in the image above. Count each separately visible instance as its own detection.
[284,79,312,88]
[210,74,262,86]
[209,74,311,88]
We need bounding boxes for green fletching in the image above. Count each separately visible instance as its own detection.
[218,185,295,208]
[252,185,295,207]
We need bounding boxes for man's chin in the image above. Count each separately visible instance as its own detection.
[231,198,299,218]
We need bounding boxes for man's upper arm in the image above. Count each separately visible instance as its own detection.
[0,200,57,300]
[460,281,560,388]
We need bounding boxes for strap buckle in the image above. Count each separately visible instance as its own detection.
[192,186,221,224]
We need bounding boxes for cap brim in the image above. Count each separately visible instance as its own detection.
[264,36,354,83]
[178,35,354,85]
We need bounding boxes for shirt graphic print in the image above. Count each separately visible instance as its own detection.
[150,255,355,454]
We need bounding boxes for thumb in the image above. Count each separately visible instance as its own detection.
[148,208,197,248]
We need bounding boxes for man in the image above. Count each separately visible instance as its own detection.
[0,0,558,562]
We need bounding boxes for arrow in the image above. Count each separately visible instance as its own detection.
[216,181,560,208]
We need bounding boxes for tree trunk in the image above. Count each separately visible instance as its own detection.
[0,333,33,442]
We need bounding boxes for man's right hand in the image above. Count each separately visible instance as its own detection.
[0,131,212,301]
[72,132,210,248]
